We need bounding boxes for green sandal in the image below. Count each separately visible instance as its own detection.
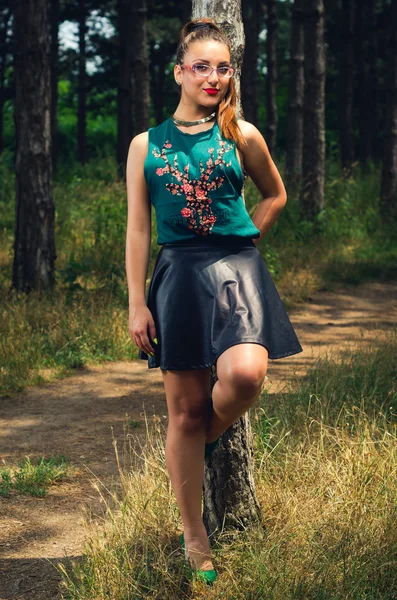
[180,532,217,584]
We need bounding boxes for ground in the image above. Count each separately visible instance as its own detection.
[0,280,396,599]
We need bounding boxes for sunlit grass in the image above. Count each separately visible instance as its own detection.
[0,455,72,497]
[0,286,137,396]
[56,333,397,599]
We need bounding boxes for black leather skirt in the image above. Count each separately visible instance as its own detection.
[138,236,303,370]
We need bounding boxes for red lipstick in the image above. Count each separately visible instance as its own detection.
[204,89,218,95]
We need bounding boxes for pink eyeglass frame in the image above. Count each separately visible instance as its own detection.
[179,64,235,78]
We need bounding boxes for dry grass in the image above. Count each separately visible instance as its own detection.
[56,334,397,599]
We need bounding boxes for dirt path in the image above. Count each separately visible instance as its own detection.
[0,280,396,599]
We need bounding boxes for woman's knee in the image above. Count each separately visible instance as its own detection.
[228,365,267,396]
[168,395,209,434]
[162,368,212,433]
[217,344,268,395]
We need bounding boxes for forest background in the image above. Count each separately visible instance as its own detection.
[0,2,396,598]
[1,0,396,395]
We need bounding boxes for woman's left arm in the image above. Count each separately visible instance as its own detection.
[238,119,287,246]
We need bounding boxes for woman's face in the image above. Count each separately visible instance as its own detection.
[175,40,231,109]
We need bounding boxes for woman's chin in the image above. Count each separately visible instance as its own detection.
[196,98,221,110]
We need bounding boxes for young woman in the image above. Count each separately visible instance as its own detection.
[125,18,303,585]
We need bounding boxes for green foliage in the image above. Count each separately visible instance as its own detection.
[0,286,137,396]
[1,455,71,497]
[0,470,12,497]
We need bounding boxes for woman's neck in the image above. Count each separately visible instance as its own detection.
[173,103,217,122]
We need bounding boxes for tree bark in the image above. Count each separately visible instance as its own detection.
[50,0,60,171]
[380,0,397,221]
[131,0,150,135]
[116,0,134,169]
[355,0,377,167]
[338,0,355,178]
[192,0,263,538]
[300,0,326,220]
[77,0,87,165]
[241,0,262,127]
[193,0,244,119]
[153,49,167,126]
[12,0,56,293]
[286,0,305,183]
[0,4,11,155]
[265,0,278,157]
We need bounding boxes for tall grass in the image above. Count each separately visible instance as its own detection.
[56,333,397,599]
[0,287,136,395]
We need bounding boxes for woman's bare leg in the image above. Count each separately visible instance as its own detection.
[205,343,268,444]
[161,367,214,570]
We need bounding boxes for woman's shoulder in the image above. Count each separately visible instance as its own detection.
[236,118,270,159]
[129,119,170,149]
[129,131,149,158]
[237,118,262,143]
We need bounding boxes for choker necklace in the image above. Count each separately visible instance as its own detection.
[171,112,216,127]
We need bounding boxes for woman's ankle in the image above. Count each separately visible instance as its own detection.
[182,524,213,570]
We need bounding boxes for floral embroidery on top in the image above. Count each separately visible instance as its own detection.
[152,134,234,235]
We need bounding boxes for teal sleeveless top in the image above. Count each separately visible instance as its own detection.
[143,117,261,245]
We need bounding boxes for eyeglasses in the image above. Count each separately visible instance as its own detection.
[180,64,235,78]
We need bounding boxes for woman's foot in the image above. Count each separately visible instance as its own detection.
[183,522,214,572]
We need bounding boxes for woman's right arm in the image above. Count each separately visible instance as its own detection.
[125,132,156,357]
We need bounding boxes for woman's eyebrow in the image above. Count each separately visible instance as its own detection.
[192,59,230,65]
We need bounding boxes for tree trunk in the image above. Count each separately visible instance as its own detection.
[193,0,244,119]
[192,0,263,538]
[0,5,11,155]
[12,0,55,293]
[153,49,166,126]
[380,0,397,221]
[355,0,377,167]
[286,0,305,183]
[131,0,150,135]
[50,0,60,171]
[117,0,134,170]
[300,0,326,220]
[339,0,355,178]
[241,0,262,127]
[265,0,278,157]
[77,0,87,165]
[202,366,263,535]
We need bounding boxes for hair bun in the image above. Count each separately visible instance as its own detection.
[186,21,216,33]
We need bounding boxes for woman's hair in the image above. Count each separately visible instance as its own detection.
[176,18,247,149]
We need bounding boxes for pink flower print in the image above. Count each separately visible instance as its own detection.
[195,187,206,199]
[153,135,234,236]
[182,183,194,194]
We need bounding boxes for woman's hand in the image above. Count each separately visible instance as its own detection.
[129,304,157,356]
